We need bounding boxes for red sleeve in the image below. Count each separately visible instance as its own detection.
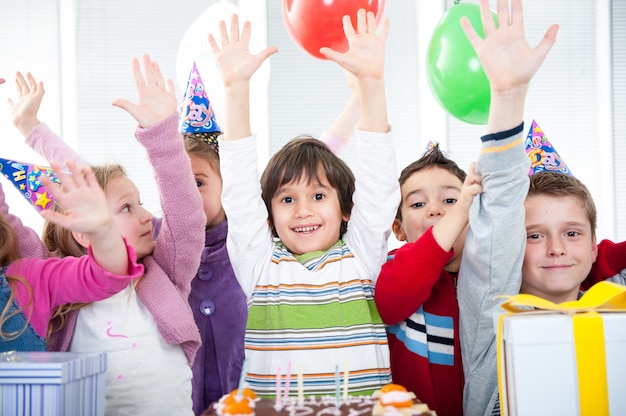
[583,239,626,290]
[375,227,453,325]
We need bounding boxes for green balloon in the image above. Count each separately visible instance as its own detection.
[426,3,497,125]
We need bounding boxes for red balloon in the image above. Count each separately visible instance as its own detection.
[283,0,385,60]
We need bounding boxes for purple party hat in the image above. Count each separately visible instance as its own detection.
[179,61,221,153]
[525,120,571,176]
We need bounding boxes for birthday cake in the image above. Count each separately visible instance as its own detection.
[201,384,436,416]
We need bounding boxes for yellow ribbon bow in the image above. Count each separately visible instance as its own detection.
[497,281,626,416]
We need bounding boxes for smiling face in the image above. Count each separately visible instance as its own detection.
[522,194,598,303]
[104,175,155,259]
[189,153,225,229]
[270,171,347,256]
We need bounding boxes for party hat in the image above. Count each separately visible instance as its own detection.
[419,140,437,158]
[0,158,59,212]
[525,120,571,176]
[179,62,221,153]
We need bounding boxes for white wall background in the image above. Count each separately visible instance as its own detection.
[0,0,624,248]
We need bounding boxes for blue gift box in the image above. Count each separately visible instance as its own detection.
[0,351,107,416]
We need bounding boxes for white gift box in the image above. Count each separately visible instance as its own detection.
[0,351,107,416]
[499,312,626,416]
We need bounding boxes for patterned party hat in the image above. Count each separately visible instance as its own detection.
[525,120,572,176]
[0,158,59,212]
[179,61,221,153]
[419,140,437,158]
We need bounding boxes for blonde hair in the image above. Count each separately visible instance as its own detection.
[44,164,143,336]
[0,212,34,341]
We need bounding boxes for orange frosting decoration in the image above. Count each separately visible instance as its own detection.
[223,388,258,405]
[380,384,408,393]
[378,384,413,408]
[223,400,254,416]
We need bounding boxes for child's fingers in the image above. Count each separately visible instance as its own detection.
[218,19,229,47]
[26,72,38,92]
[151,61,165,88]
[460,17,482,50]
[240,20,252,44]
[81,165,101,190]
[533,24,559,65]
[355,9,366,34]
[509,0,522,27]
[377,18,390,43]
[208,33,220,53]
[130,57,146,88]
[142,54,157,86]
[111,98,137,115]
[366,10,377,34]
[229,14,240,43]
[480,0,497,36]
[341,14,356,39]
[39,208,66,225]
[15,72,28,95]
[255,46,279,64]
[166,79,175,95]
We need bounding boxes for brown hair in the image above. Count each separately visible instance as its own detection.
[260,136,355,238]
[528,172,597,237]
[184,135,220,171]
[0,212,34,341]
[396,144,466,220]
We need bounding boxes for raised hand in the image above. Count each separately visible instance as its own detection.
[462,0,559,95]
[39,160,111,234]
[207,14,278,88]
[40,160,129,274]
[460,162,483,204]
[8,72,45,137]
[319,9,389,82]
[112,54,177,129]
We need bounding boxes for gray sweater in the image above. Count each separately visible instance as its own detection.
[458,125,530,416]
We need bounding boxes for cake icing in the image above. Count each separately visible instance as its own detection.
[202,385,435,416]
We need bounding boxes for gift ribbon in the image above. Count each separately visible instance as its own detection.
[497,281,626,416]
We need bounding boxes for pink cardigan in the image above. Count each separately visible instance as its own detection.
[26,115,205,365]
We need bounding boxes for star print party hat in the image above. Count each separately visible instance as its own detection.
[179,61,222,153]
[525,120,572,176]
[0,158,59,212]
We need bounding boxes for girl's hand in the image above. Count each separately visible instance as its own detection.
[40,160,112,234]
[112,54,177,129]
[8,72,44,137]
[208,14,278,88]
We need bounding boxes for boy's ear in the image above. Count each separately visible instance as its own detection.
[591,235,599,263]
[392,218,407,242]
[71,230,91,249]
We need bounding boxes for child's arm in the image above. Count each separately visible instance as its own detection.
[40,161,131,275]
[320,10,399,279]
[207,16,279,296]
[320,70,359,155]
[457,1,558,414]
[208,16,278,142]
[584,239,626,289]
[112,55,205,291]
[376,167,482,324]
[9,72,87,166]
[10,161,143,337]
[320,10,389,134]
